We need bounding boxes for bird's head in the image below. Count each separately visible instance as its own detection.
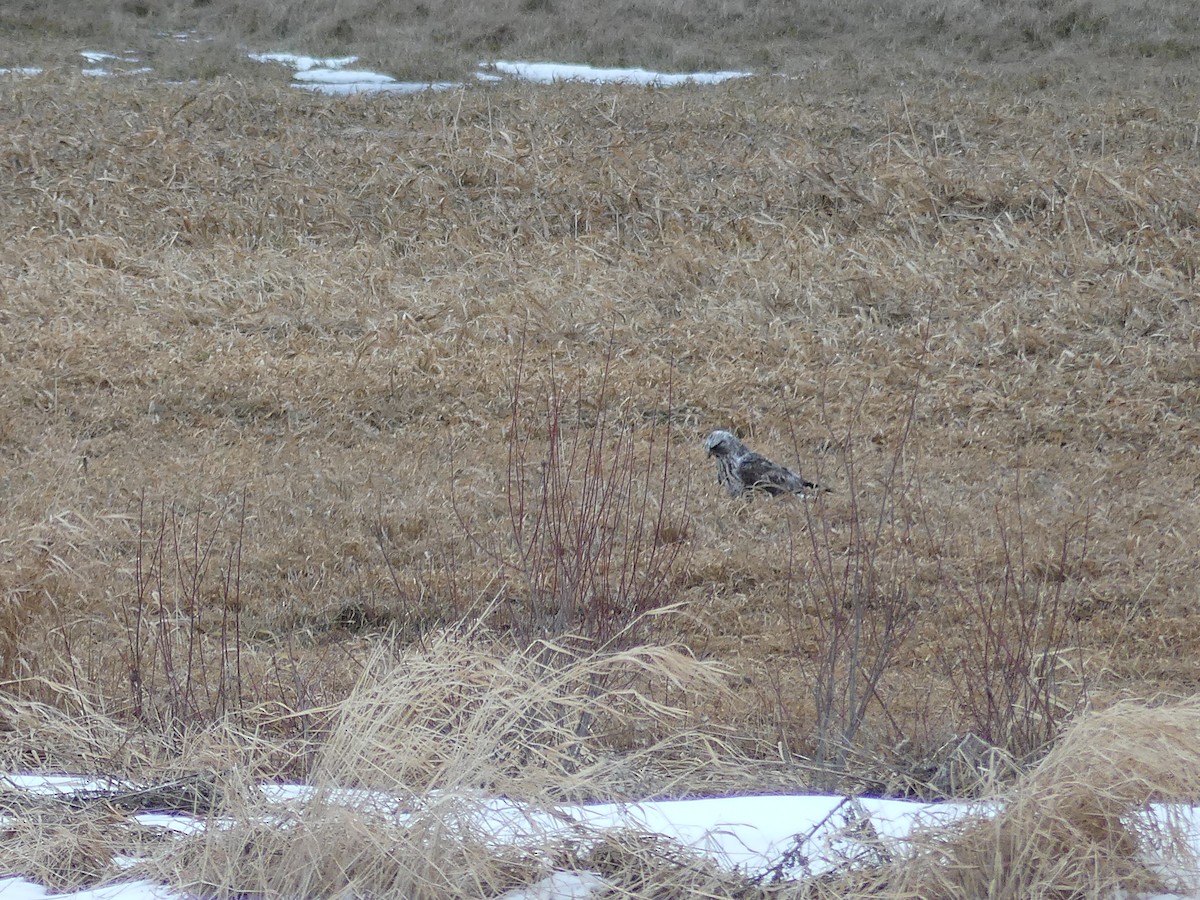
[704,430,738,457]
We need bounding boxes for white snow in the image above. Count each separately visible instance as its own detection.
[497,870,610,900]
[480,59,753,86]
[1,772,1197,899]
[244,50,752,93]
[131,812,207,835]
[78,50,150,78]
[245,50,462,94]
[0,67,43,76]
[303,80,462,96]
[247,51,359,72]
[3,772,132,794]
[295,71,462,96]
[294,68,398,85]
[0,876,178,900]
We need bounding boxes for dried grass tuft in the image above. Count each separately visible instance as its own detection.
[885,698,1200,898]
[312,636,731,800]
[152,798,548,900]
[145,637,740,897]
[0,800,125,892]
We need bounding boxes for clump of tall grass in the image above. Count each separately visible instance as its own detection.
[145,637,735,898]
[887,698,1200,898]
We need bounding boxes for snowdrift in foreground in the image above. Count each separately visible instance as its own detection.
[2,771,1200,899]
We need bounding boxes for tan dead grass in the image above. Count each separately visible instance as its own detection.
[872,698,1200,898]
[4,0,1197,81]
[0,42,1199,894]
[309,636,733,799]
[143,638,744,897]
[2,62,1199,767]
[0,801,129,892]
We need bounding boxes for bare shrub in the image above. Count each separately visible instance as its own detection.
[124,493,250,733]
[944,491,1090,765]
[777,377,1090,789]
[782,389,923,780]
[122,495,323,752]
[459,347,687,655]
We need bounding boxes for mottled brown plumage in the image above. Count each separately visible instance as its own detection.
[704,430,827,498]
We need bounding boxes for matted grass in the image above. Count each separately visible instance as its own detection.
[2,0,1198,79]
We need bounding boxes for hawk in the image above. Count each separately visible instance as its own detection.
[704,430,828,498]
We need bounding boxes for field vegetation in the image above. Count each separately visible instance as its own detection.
[2,0,1200,78]
[1,1,1200,895]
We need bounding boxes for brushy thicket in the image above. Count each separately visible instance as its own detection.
[1,22,1199,895]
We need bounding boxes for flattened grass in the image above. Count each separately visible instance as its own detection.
[0,59,1198,792]
[4,0,1199,80]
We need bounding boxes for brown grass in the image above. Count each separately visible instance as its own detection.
[1,24,1199,895]
[142,639,738,898]
[881,698,1200,898]
[3,54,1200,760]
[2,0,1198,80]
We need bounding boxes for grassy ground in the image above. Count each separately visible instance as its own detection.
[1,5,1200,894]
[2,0,1199,78]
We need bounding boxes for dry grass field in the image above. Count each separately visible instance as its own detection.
[2,0,1199,79]
[2,3,1200,894]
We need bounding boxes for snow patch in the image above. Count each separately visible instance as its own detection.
[302,79,462,95]
[480,60,753,86]
[248,51,752,94]
[0,773,1198,898]
[497,871,609,900]
[248,52,359,72]
[248,51,461,95]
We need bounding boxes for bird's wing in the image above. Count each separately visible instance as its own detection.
[715,456,743,495]
[737,452,819,495]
